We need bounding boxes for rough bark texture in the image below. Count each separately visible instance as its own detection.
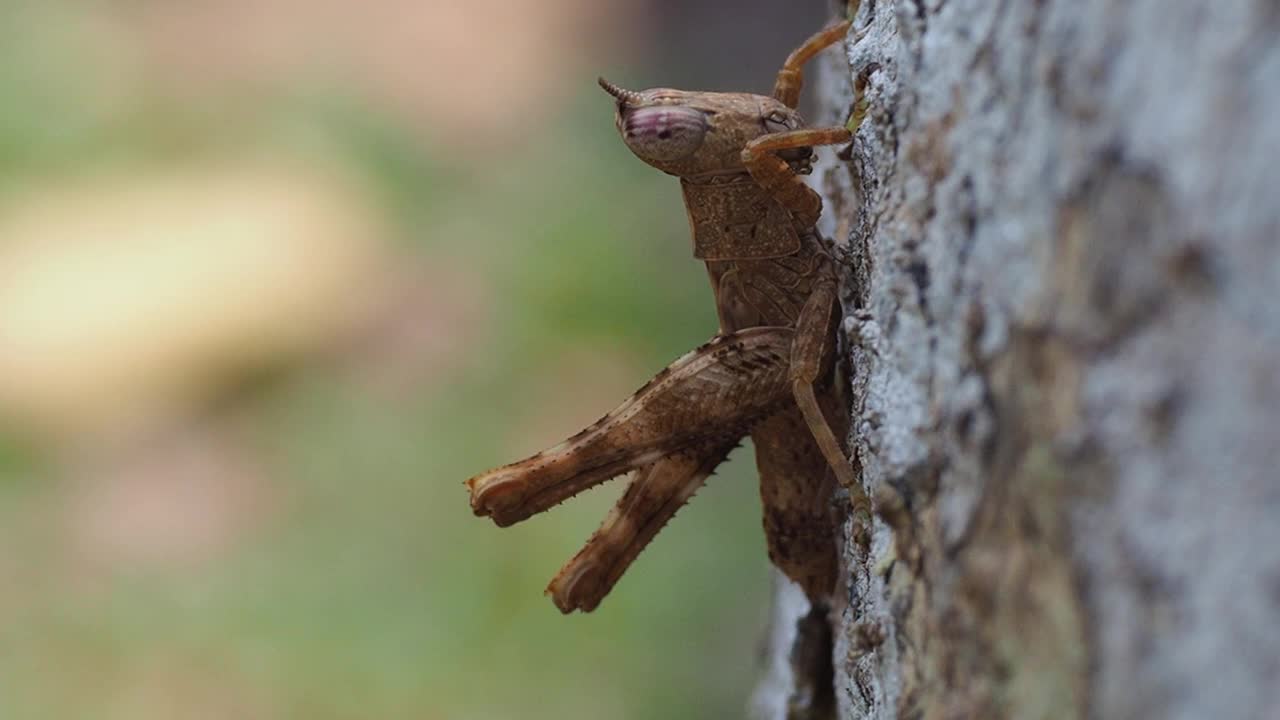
[760,1,1280,718]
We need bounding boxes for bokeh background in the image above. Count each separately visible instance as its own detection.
[0,1,830,717]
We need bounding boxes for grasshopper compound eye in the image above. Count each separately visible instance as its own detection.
[620,105,708,162]
[599,77,709,163]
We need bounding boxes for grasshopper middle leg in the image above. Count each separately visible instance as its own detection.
[790,280,872,525]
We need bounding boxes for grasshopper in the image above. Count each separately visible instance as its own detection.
[466,20,868,614]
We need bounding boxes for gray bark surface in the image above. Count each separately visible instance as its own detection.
[761,1,1280,718]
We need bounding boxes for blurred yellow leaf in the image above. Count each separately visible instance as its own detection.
[0,160,389,439]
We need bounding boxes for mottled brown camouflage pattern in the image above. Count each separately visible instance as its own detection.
[466,20,869,614]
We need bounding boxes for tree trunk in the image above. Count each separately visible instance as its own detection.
[757,1,1280,718]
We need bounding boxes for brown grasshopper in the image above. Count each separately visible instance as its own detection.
[466,20,869,613]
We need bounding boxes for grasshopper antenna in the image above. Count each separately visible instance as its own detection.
[598,77,644,106]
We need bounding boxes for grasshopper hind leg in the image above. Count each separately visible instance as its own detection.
[546,439,739,613]
[466,328,794,528]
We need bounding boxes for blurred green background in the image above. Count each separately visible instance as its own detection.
[0,1,825,717]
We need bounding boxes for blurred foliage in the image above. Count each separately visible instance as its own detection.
[0,2,777,718]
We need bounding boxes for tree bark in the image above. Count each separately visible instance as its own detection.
[758,1,1280,718]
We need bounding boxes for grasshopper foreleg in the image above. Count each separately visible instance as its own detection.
[742,127,853,228]
[773,20,853,109]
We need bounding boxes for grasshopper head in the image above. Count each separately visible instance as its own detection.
[598,77,805,179]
